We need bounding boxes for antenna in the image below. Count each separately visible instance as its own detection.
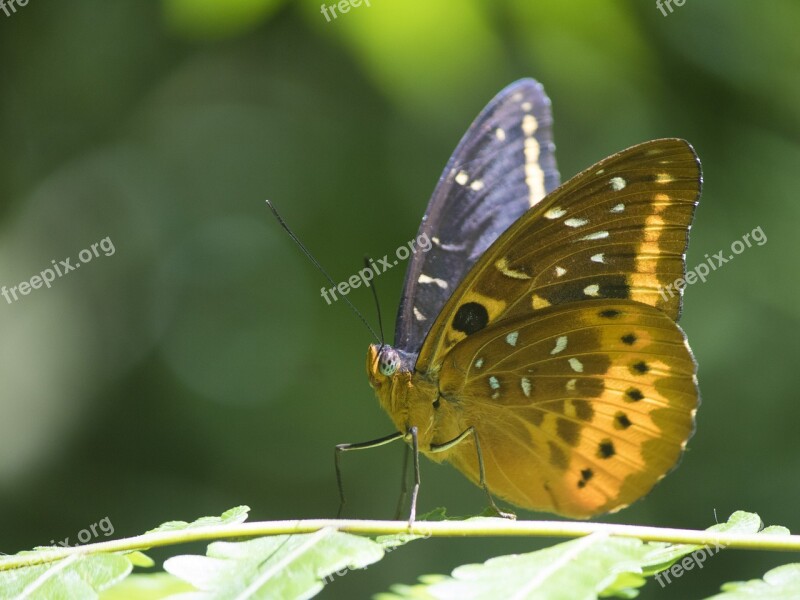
[364,256,385,346]
[266,200,381,343]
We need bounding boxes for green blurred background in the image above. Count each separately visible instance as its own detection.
[1,1,798,598]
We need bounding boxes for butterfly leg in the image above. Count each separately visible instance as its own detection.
[406,426,421,527]
[393,443,411,520]
[430,427,516,520]
[334,431,405,518]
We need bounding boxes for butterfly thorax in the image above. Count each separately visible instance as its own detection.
[367,344,461,456]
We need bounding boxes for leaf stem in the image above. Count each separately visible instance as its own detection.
[2,518,799,571]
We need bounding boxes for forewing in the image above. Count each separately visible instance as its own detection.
[395,78,560,353]
[436,300,698,518]
[416,138,701,373]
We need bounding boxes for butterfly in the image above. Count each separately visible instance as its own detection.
[342,78,701,521]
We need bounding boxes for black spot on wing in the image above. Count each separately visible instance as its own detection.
[578,468,594,488]
[632,361,650,375]
[614,412,632,429]
[626,388,644,402]
[452,302,489,335]
[598,440,616,459]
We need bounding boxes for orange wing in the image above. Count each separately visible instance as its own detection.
[427,299,697,518]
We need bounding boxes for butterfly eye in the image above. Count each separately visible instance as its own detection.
[378,347,400,376]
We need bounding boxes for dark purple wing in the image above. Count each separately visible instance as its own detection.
[394,78,560,353]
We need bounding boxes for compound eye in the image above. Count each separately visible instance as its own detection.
[378,348,400,376]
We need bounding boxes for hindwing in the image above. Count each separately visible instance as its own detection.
[432,300,697,518]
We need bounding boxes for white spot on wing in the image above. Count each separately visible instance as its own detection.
[555,266,567,277]
[489,376,501,398]
[610,203,625,213]
[532,294,550,310]
[590,253,605,263]
[550,336,568,355]
[566,378,577,391]
[474,357,484,369]
[544,207,566,219]
[470,179,485,191]
[580,231,609,241]
[495,128,506,141]
[656,173,674,183]
[521,377,532,397]
[495,257,531,280]
[521,101,533,112]
[523,134,544,207]
[455,171,469,185]
[568,358,584,373]
[610,177,627,191]
[565,217,589,228]
[418,274,448,289]
[583,284,600,297]
[522,114,538,136]
[506,331,519,347]
[413,307,426,321]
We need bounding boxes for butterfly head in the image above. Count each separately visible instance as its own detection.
[377,346,401,376]
[366,344,405,421]
[366,343,420,395]
[367,344,403,387]
[367,343,440,440]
